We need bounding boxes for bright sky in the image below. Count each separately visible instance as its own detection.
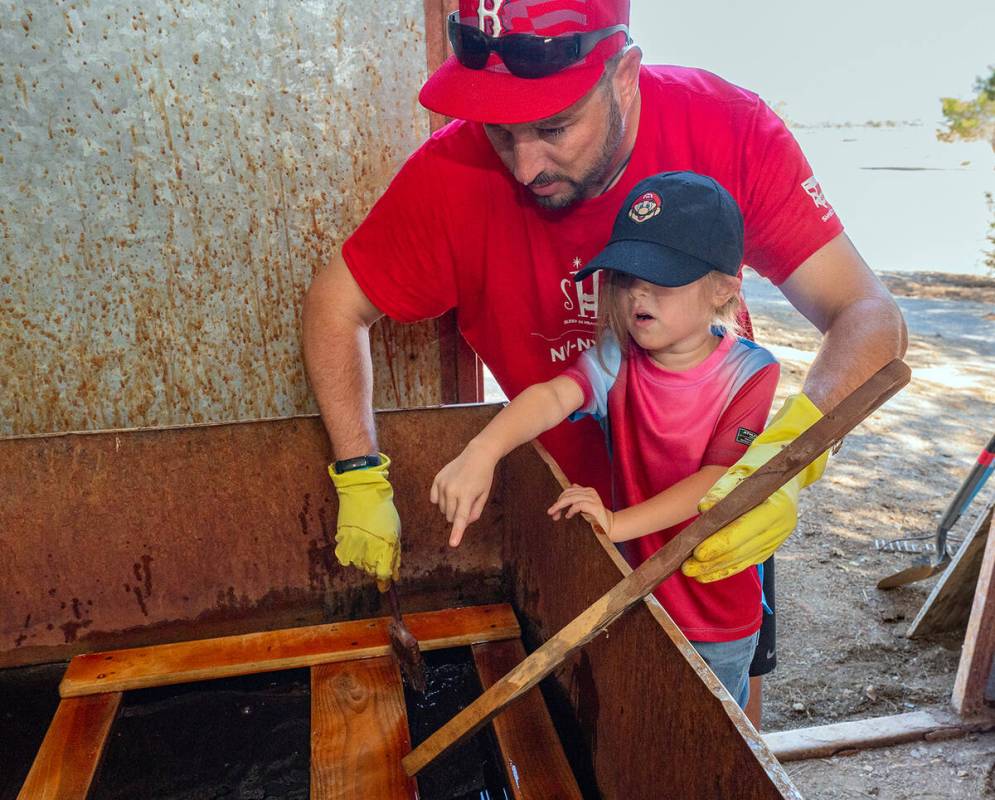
[631,0,995,125]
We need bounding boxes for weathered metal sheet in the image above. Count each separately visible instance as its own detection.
[0,0,438,436]
[0,406,505,668]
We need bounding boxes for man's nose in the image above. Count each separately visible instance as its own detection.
[511,137,546,186]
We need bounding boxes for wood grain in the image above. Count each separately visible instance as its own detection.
[907,501,994,638]
[17,692,121,800]
[311,657,417,799]
[402,359,911,776]
[472,640,582,800]
[953,508,995,715]
[764,708,995,762]
[61,603,518,697]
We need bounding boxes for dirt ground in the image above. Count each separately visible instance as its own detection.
[744,269,995,799]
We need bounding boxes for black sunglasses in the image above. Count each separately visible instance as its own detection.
[447,12,630,79]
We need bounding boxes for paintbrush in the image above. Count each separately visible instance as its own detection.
[385,583,427,692]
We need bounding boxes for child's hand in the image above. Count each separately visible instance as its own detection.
[431,443,499,547]
[547,484,613,537]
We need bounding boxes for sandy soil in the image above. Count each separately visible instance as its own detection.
[743,269,995,799]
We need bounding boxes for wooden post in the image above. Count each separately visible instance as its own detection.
[424,0,483,403]
[952,511,995,715]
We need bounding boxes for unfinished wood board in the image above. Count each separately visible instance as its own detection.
[61,603,518,697]
[907,501,994,638]
[17,692,121,800]
[472,639,582,800]
[953,506,995,715]
[499,441,801,799]
[764,708,995,762]
[311,657,417,799]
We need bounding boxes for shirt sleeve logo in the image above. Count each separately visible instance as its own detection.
[628,191,662,223]
[801,175,837,223]
[801,176,829,209]
[735,427,759,446]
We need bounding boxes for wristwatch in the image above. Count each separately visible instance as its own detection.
[333,453,382,474]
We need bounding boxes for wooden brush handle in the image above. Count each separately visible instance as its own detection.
[402,359,911,776]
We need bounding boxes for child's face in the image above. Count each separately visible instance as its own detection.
[619,275,723,365]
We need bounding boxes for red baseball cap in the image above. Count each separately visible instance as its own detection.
[420,0,631,125]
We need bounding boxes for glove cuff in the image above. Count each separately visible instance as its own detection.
[778,394,827,488]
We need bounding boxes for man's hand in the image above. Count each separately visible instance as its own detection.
[547,484,614,538]
[329,454,400,587]
[431,442,500,547]
[681,394,829,583]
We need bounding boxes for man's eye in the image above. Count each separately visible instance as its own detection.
[538,126,567,139]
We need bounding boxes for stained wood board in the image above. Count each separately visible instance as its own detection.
[953,505,995,715]
[61,603,518,697]
[472,639,583,800]
[311,657,417,799]
[17,692,121,800]
[764,708,995,762]
[907,501,994,638]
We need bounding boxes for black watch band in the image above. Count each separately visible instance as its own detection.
[333,453,382,474]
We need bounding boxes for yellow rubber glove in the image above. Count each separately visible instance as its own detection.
[681,393,829,584]
[329,453,400,587]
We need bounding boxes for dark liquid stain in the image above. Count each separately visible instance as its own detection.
[89,669,311,800]
[82,648,513,800]
[0,662,64,800]
[405,648,510,800]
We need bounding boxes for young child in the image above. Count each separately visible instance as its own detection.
[430,171,779,709]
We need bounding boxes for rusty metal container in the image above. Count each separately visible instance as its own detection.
[0,407,799,798]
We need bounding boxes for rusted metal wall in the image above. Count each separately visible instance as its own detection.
[0,406,506,669]
[0,0,440,436]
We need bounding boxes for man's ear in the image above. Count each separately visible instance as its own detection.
[612,46,643,112]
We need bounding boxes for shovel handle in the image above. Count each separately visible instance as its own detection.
[402,359,911,776]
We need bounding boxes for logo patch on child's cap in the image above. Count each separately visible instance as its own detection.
[628,191,662,223]
[736,427,759,446]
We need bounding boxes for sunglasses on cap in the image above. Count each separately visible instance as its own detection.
[447,12,631,79]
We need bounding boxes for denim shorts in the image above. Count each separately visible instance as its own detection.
[691,630,761,709]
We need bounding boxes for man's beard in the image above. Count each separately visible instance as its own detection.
[530,93,625,210]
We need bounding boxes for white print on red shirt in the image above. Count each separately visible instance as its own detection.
[801,175,837,223]
[531,256,600,363]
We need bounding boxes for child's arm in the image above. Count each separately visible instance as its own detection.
[547,464,728,542]
[433,376,585,546]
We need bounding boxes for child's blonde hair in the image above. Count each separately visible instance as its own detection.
[596,271,741,366]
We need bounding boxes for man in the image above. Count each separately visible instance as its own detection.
[302,0,907,726]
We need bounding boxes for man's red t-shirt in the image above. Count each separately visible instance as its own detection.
[343,65,843,496]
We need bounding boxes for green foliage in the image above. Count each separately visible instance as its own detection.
[936,65,995,148]
[938,68,995,274]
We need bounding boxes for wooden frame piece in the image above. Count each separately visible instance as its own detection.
[907,500,994,638]
[472,639,583,800]
[61,604,518,697]
[953,507,995,715]
[17,693,121,800]
[763,708,995,762]
[311,657,417,799]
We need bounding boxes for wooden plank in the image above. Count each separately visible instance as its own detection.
[472,640,582,800]
[907,501,994,638]
[402,359,911,777]
[61,603,518,697]
[311,657,417,799]
[17,692,121,800]
[953,507,995,715]
[764,708,995,762]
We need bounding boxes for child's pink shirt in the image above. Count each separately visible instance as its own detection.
[563,331,779,641]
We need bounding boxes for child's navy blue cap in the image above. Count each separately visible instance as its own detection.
[575,171,744,287]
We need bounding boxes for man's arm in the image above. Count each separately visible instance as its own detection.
[779,232,908,412]
[301,250,383,459]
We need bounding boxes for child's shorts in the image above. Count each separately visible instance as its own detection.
[691,630,761,710]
